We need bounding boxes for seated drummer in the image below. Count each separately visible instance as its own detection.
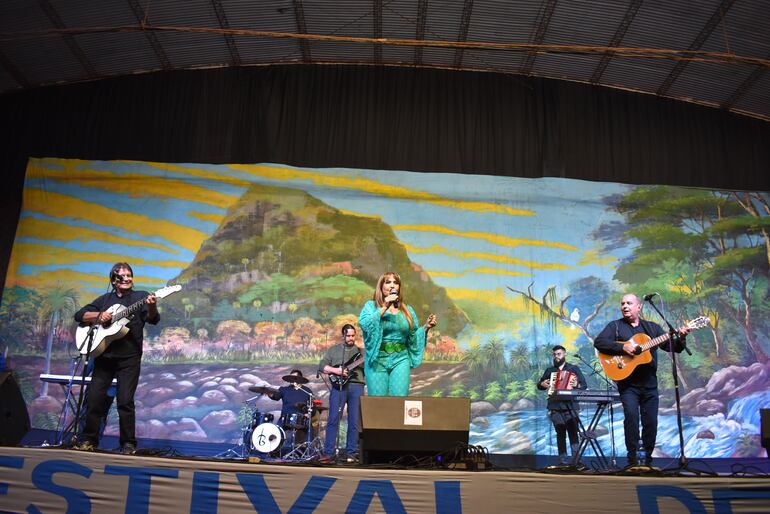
[266,369,313,445]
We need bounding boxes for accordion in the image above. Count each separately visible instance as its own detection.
[547,370,576,396]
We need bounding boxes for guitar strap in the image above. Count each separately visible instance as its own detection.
[342,348,362,367]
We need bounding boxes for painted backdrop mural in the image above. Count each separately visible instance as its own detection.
[1,158,768,459]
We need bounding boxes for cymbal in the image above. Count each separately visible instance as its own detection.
[282,374,309,384]
[248,385,278,394]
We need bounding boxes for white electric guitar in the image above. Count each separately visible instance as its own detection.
[74,285,181,357]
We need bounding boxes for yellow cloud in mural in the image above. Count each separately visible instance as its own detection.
[6,267,167,293]
[428,270,464,278]
[428,266,531,278]
[451,287,531,313]
[404,243,571,270]
[22,188,208,252]
[127,160,253,188]
[16,217,178,254]
[578,249,617,267]
[227,164,535,217]
[9,242,187,269]
[188,211,225,224]
[394,224,579,251]
[28,160,237,209]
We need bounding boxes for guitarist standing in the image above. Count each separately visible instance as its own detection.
[593,294,688,467]
[73,262,159,454]
[318,324,365,462]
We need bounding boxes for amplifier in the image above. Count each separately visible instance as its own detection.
[359,396,470,464]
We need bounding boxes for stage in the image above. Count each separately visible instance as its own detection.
[2,445,770,513]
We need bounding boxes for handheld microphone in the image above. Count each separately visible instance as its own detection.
[390,288,399,308]
[643,292,658,302]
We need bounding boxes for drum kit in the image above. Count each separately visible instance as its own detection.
[222,374,328,461]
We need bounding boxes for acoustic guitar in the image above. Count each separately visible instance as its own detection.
[597,316,710,381]
[74,285,182,358]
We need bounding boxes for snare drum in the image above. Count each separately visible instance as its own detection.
[250,423,285,454]
[283,412,308,430]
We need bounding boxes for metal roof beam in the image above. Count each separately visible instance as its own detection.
[453,0,474,68]
[722,58,769,110]
[374,0,382,63]
[520,0,557,75]
[414,0,428,65]
[0,50,30,88]
[126,0,172,69]
[590,0,642,84]
[657,0,737,96]
[37,0,97,78]
[211,0,241,66]
[293,0,311,62]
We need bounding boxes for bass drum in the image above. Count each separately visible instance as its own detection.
[250,423,285,455]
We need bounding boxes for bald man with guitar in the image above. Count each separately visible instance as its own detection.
[593,294,694,468]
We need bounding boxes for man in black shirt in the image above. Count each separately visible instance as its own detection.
[593,294,687,467]
[266,369,314,450]
[537,345,587,465]
[73,262,159,454]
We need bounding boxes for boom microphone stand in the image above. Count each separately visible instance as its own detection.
[644,296,714,476]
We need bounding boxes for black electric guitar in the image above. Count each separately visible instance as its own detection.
[329,353,365,387]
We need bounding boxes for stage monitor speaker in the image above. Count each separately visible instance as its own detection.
[761,409,770,456]
[0,372,31,446]
[359,396,470,464]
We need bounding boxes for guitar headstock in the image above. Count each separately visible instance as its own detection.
[686,316,710,330]
[154,284,182,299]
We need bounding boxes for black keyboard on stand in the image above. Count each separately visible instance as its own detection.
[553,389,620,403]
[552,389,620,470]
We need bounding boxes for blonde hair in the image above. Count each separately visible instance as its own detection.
[373,271,414,329]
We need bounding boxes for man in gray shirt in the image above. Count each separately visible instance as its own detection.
[319,324,365,462]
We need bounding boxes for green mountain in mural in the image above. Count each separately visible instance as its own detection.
[167,184,468,336]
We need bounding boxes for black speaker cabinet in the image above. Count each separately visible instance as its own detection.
[359,396,470,464]
[761,408,770,456]
[0,372,31,446]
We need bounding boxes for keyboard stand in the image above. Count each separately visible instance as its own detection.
[568,400,613,470]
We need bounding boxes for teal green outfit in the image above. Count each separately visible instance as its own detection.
[359,300,427,396]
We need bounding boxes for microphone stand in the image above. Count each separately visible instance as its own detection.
[70,314,100,447]
[644,297,712,476]
[70,285,114,448]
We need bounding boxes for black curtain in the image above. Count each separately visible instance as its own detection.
[1,64,769,291]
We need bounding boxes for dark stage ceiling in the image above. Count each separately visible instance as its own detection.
[0,0,768,121]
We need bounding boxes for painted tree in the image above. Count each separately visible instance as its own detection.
[287,317,325,352]
[215,320,251,351]
[38,286,79,396]
[600,186,770,364]
[252,321,286,348]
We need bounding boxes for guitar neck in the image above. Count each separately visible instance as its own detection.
[346,357,364,370]
[639,331,673,352]
[111,296,149,322]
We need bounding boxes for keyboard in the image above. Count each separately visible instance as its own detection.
[39,373,117,385]
[553,389,620,403]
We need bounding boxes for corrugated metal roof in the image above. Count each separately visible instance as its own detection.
[0,0,767,121]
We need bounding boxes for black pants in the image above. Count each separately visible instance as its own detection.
[549,410,579,456]
[82,354,141,447]
[619,385,659,460]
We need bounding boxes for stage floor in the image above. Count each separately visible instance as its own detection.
[2,444,770,513]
